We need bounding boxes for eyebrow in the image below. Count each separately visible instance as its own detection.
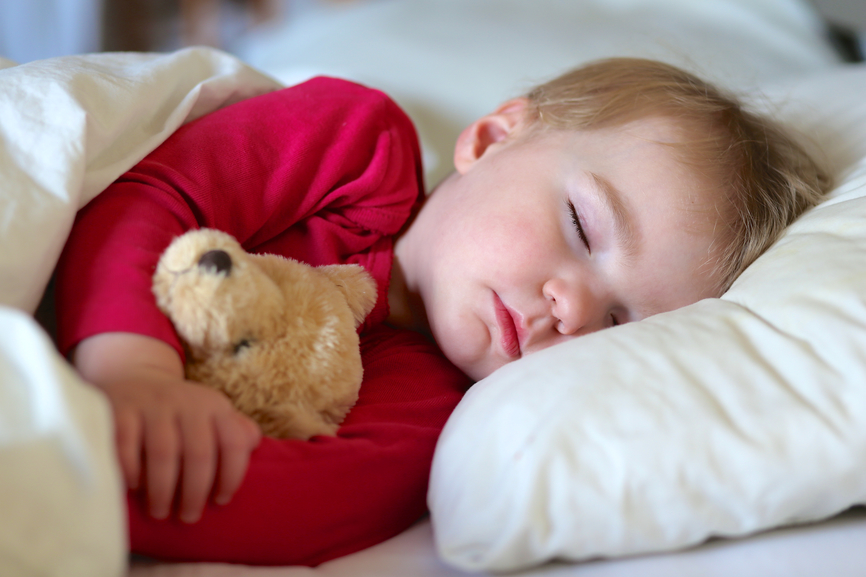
[588,172,639,259]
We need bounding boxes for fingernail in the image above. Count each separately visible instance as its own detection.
[151,508,169,520]
[180,511,200,524]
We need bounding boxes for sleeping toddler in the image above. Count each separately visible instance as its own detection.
[54,57,829,565]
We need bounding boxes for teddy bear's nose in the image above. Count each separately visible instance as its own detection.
[198,250,232,275]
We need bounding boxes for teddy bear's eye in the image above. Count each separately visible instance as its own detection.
[233,339,253,355]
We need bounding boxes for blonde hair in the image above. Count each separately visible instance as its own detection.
[525,57,832,293]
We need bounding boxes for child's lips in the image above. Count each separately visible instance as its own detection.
[493,292,522,359]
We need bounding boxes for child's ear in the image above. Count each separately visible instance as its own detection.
[453,98,530,175]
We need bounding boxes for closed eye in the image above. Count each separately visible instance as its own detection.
[567,200,590,253]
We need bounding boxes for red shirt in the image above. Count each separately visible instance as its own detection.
[55,77,471,565]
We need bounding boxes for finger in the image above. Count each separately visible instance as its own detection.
[178,413,217,524]
[242,413,263,448]
[143,413,181,520]
[113,405,143,490]
[213,413,260,506]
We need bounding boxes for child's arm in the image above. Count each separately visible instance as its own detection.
[126,325,472,566]
[73,332,261,523]
[56,77,422,525]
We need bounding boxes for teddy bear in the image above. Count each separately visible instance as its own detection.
[152,228,377,439]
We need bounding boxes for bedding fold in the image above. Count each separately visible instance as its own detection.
[0,47,281,577]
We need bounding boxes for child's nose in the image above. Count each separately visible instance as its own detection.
[542,277,604,335]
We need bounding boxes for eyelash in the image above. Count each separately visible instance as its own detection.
[567,200,590,252]
[567,199,622,325]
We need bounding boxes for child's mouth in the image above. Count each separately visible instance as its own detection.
[493,292,521,359]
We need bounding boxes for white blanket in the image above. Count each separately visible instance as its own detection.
[0,48,281,577]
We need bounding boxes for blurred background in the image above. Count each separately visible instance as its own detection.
[0,0,339,63]
[1,0,864,65]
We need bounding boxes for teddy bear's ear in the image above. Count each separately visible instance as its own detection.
[317,264,378,328]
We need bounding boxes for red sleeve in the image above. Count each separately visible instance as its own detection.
[128,325,473,566]
[55,76,423,359]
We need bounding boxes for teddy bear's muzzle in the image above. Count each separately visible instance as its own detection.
[198,249,233,275]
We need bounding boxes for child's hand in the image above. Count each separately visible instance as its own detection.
[72,333,262,523]
[105,369,261,523]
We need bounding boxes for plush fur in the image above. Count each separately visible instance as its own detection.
[152,228,377,439]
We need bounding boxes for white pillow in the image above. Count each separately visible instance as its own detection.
[428,64,866,571]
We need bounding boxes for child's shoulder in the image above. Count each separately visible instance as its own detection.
[289,76,392,101]
[279,76,413,131]
[241,76,406,118]
[195,75,417,144]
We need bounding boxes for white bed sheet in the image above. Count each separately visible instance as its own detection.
[129,510,866,577]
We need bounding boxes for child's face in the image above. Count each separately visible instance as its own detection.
[394,101,725,381]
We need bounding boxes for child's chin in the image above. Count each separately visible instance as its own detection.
[462,357,507,383]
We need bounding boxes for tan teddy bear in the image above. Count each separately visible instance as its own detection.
[152,228,377,439]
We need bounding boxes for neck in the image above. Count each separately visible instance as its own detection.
[387,231,431,336]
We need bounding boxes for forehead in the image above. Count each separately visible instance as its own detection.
[558,116,724,214]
